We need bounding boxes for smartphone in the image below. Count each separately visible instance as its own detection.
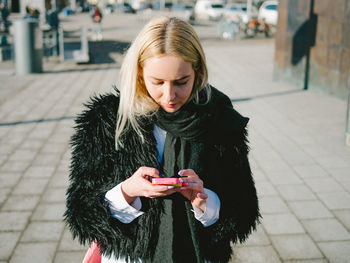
[151,177,182,187]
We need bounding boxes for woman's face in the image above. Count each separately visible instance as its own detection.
[143,55,195,113]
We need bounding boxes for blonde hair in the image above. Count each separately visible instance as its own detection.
[116,16,210,148]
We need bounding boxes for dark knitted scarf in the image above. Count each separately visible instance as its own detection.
[151,88,231,263]
[154,88,225,178]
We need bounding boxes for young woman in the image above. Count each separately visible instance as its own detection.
[64,16,260,263]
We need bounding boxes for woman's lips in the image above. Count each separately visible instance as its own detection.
[163,103,176,108]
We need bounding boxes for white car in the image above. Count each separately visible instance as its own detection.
[258,0,278,26]
[194,0,225,21]
[224,3,258,24]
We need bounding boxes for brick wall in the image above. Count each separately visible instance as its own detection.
[274,0,350,98]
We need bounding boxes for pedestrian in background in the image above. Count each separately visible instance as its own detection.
[0,2,9,33]
[91,5,102,41]
[64,16,260,263]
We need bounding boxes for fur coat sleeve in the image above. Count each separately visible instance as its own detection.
[64,94,162,261]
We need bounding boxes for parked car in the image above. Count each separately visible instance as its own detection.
[171,3,194,22]
[258,0,278,26]
[104,4,115,14]
[194,0,225,21]
[152,1,173,10]
[116,2,136,14]
[224,3,258,24]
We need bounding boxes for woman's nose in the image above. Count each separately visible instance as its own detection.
[164,83,176,101]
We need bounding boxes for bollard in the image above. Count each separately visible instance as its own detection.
[14,19,43,74]
[346,74,350,147]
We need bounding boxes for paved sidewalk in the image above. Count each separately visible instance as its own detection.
[1,12,350,263]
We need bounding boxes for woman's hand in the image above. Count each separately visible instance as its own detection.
[177,169,208,213]
[121,167,176,204]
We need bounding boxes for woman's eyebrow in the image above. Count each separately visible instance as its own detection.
[150,75,191,81]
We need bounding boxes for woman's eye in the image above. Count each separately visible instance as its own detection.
[175,82,187,86]
[152,82,163,85]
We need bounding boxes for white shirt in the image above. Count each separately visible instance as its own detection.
[102,125,221,263]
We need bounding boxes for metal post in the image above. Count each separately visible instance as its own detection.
[59,26,64,62]
[14,19,43,74]
[346,74,350,147]
[247,0,253,21]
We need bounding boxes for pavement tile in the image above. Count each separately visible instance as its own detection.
[252,147,282,162]
[0,160,30,173]
[333,210,350,230]
[0,143,15,155]
[48,171,70,188]
[54,251,86,263]
[302,218,350,241]
[0,127,10,137]
[0,232,21,261]
[293,165,329,179]
[57,160,70,173]
[42,188,67,203]
[0,211,31,231]
[263,213,305,235]
[276,184,317,201]
[0,187,11,205]
[282,260,327,263]
[265,170,303,185]
[26,126,55,140]
[20,139,44,150]
[288,200,333,219]
[9,242,57,263]
[258,160,292,174]
[303,177,344,193]
[300,144,331,158]
[32,203,65,221]
[317,191,350,210]
[21,221,65,242]
[318,241,350,263]
[341,181,350,192]
[47,133,71,145]
[259,196,290,214]
[230,246,281,263]
[237,225,270,247]
[328,167,350,182]
[314,155,350,169]
[32,153,62,167]
[256,181,279,196]
[270,234,323,260]
[2,195,40,211]
[8,149,37,162]
[0,154,8,166]
[41,142,69,154]
[58,228,88,251]
[252,168,268,182]
[12,178,49,195]
[1,133,24,145]
[23,165,56,178]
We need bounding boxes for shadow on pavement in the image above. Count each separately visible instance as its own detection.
[231,88,305,102]
[45,65,120,74]
[89,39,130,64]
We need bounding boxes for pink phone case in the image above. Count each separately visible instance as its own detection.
[151,178,182,187]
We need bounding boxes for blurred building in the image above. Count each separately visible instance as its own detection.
[274,0,350,98]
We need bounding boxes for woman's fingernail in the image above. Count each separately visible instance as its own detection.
[197,193,206,198]
[178,171,184,175]
[167,186,175,189]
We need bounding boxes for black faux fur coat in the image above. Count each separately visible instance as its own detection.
[64,88,260,263]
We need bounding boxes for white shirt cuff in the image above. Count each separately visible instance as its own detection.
[105,183,144,223]
[192,188,220,227]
